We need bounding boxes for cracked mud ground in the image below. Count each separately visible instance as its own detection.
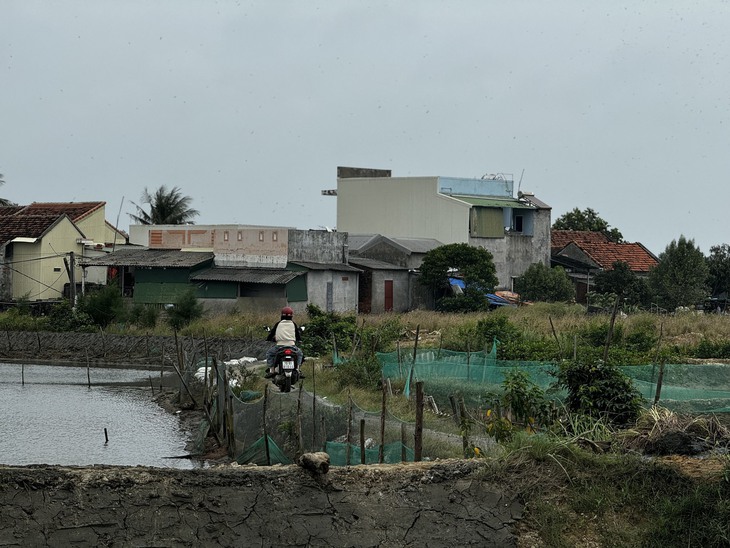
[0,459,521,547]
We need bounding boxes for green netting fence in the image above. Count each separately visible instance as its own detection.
[377,348,730,413]
[228,384,429,466]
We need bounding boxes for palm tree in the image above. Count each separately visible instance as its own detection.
[129,185,200,225]
[0,174,16,207]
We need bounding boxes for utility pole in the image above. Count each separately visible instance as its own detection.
[68,252,76,307]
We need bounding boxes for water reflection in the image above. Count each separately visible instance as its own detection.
[0,363,195,469]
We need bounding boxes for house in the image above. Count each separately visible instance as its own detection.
[80,248,215,305]
[123,224,359,314]
[347,256,412,313]
[0,202,127,304]
[347,234,443,312]
[551,230,659,302]
[333,167,551,289]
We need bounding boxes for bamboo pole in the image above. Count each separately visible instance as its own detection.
[263,386,271,466]
[379,378,387,464]
[360,419,366,464]
[603,295,621,362]
[346,393,353,466]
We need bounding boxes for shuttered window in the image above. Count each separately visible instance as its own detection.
[470,207,503,238]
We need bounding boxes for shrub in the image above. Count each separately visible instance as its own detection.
[78,284,124,328]
[46,300,96,332]
[300,304,357,358]
[166,289,204,331]
[553,360,644,426]
[129,303,160,329]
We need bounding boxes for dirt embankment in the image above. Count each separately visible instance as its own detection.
[0,330,269,368]
[0,460,521,547]
[0,331,523,546]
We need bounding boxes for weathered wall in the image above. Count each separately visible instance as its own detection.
[287,230,348,264]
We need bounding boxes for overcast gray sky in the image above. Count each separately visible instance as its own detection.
[2,1,729,256]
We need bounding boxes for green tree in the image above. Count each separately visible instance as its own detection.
[513,263,575,302]
[553,360,644,426]
[166,289,204,330]
[78,284,124,328]
[593,261,652,307]
[706,244,730,298]
[419,243,498,312]
[649,236,708,310]
[552,207,623,243]
[0,173,16,207]
[129,185,200,225]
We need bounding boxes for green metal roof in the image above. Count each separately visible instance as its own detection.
[450,195,535,209]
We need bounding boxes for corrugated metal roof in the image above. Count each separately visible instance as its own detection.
[80,248,214,268]
[389,237,443,254]
[191,267,303,284]
[349,257,408,270]
[290,261,362,272]
[452,195,535,209]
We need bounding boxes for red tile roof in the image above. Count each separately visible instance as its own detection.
[0,214,68,245]
[567,242,659,273]
[18,202,105,222]
[551,230,610,252]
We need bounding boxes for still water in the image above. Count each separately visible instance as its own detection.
[0,363,195,469]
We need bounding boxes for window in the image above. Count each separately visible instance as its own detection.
[259,231,264,242]
[237,231,242,241]
[514,215,523,233]
[223,231,229,242]
[272,231,278,242]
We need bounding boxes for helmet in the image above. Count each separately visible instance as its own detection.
[281,306,294,319]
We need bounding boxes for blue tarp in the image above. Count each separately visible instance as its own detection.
[448,277,514,307]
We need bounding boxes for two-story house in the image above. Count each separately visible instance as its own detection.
[333,167,551,289]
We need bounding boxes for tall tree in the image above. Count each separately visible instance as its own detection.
[648,236,708,311]
[706,244,730,298]
[419,243,498,312]
[0,173,16,207]
[129,185,200,225]
[593,261,652,307]
[514,263,575,302]
[552,207,624,243]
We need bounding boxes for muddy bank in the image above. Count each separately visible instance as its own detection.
[0,330,267,368]
[0,460,521,547]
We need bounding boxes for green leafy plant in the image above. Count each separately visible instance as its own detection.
[166,289,204,330]
[78,283,124,328]
[553,359,644,426]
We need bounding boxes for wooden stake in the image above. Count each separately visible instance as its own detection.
[414,381,424,462]
[360,418,366,464]
[379,378,387,464]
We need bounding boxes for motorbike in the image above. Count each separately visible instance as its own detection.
[271,345,302,393]
[266,325,305,393]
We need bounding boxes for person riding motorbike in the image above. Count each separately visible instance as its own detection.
[265,306,304,378]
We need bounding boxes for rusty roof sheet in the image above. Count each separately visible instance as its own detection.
[348,257,408,270]
[80,248,214,268]
[564,241,659,273]
[551,230,610,252]
[191,267,304,284]
[290,261,362,272]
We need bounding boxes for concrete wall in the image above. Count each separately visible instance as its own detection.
[305,270,358,313]
[337,176,471,244]
[470,207,551,290]
[288,230,348,264]
[13,219,84,301]
[368,270,411,313]
[74,208,108,244]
